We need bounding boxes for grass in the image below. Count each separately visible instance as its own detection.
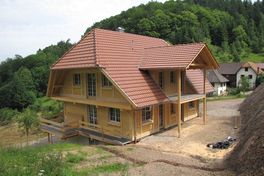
[71,163,129,176]
[0,143,131,176]
[207,94,247,101]
[241,52,264,63]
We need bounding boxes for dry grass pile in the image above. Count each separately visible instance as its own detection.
[227,84,264,175]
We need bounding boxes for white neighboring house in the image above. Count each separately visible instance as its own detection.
[236,62,262,89]
[207,69,229,96]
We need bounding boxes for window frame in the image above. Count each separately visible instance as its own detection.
[142,106,152,123]
[101,74,112,88]
[170,71,175,84]
[87,73,96,97]
[188,101,195,110]
[109,108,120,123]
[87,105,97,124]
[248,75,253,79]
[73,73,81,86]
[159,72,164,89]
[170,103,176,115]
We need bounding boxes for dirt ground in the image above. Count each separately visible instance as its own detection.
[106,98,243,176]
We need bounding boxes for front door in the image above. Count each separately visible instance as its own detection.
[159,104,164,129]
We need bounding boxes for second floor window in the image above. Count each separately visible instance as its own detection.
[142,106,152,122]
[159,72,164,89]
[73,74,81,86]
[109,108,120,122]
[102,75,112,87]
[87,73,96,96]
[245,67,248,71]
[170,71,175,83]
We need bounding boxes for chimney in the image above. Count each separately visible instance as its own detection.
[116,27,124,32]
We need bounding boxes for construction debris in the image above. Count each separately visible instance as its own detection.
[207,136,236,149]
[227,83,264,176]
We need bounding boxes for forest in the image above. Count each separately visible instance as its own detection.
[0,0,264,117]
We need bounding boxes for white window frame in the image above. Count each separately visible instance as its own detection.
[142,106,152,122]
[87,105,97,124]
[109,108,120,123]
[87,73,96,97]
[73,73,81,86]
[102,74,112,87]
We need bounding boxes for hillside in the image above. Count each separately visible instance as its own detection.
[87,0,264,63]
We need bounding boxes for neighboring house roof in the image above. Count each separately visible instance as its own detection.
[242,62,263,74]
[139,43,218,69]
[186,70,214,93]
[218,63,243,75]
[257,63,264,70]
[207,69,229,83]
[51,28,215,108]
[218,62,263,75]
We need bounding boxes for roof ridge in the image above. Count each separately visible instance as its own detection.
[51,29,95,69]
[93,28,168,44]
[144,42,205,50]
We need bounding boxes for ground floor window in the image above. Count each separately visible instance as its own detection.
[88,105,97,124]
[170,103,176,115]
[109,108,120,122]
[188,101,195,109]
[142,106,152,122]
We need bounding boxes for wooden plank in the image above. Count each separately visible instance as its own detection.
[39,118,64,128]
[51,96,132,110]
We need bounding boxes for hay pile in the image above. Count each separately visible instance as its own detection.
[227,84,264,175]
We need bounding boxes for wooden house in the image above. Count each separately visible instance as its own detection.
[41,28,219,145]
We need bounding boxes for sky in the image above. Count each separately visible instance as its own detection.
[0,0,167,62]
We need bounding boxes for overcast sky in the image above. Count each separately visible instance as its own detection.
[0,0,167,62]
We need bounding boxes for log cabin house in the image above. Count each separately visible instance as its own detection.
[42,28,219,145]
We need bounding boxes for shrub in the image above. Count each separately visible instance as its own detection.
[228,88,241,95]
[0,108,19,125]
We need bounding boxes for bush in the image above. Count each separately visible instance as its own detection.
[0,108,19,125]
[228,88,241,95]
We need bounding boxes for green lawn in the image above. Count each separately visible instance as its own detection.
[241,52,264,63]
[0,143,130,176]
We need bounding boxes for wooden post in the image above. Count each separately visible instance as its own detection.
[203,68,207,124]
[177,70,181,138]
[133,110,137,143]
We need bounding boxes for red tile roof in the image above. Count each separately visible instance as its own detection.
[186,70,214,94]
[140,43,205,69]
[51,28,215,108]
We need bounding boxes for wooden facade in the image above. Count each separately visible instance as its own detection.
[43,67,204,144]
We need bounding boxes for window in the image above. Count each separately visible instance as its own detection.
[159,72,164,89]
[170,71,175,83]
[170,103,175,115]
[241,75,245,78]
[142,106,152,122]
[245,67,248,72]
[188,101,195,109]
[248,75,253,79]
[87,105,97,124]
[102,75,112,87]
[109,108,120,122]
[73,74,81,86]
[87,73,96,96]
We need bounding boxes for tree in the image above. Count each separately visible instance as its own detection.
[17,109,38,145]
[239,76,250,93]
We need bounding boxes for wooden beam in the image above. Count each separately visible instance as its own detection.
[133,110,137,143]
[203,68,207,124]
[177,70,181,138]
